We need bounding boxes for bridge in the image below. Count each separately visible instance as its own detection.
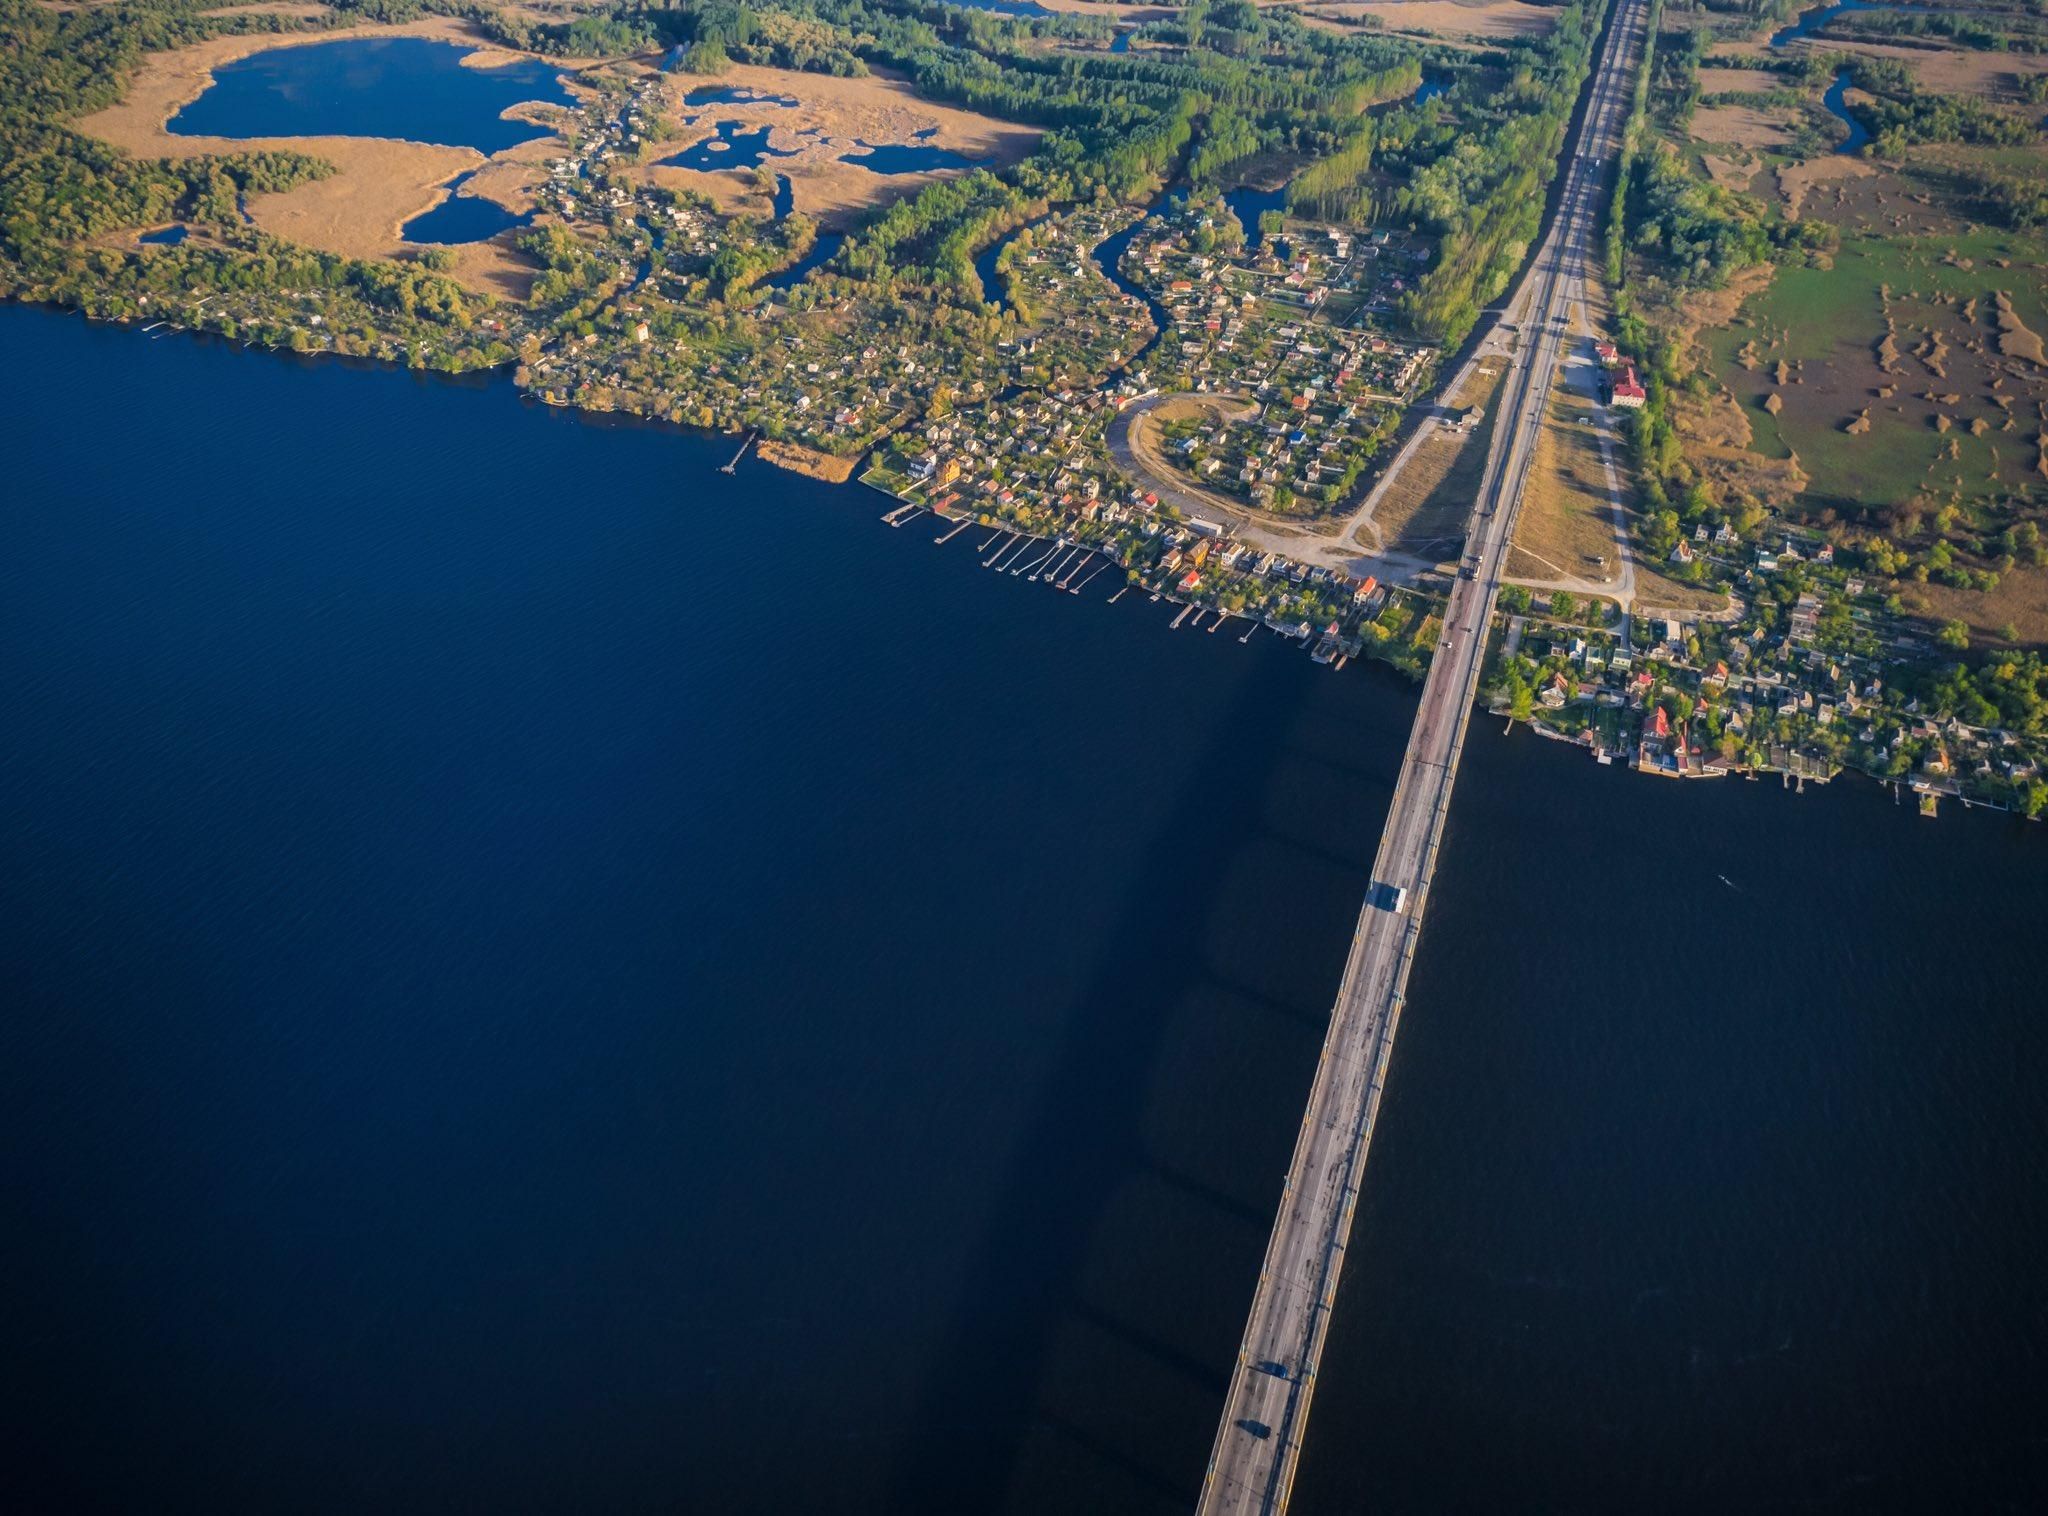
[1195,0,1652,1510]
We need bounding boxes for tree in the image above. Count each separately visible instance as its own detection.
[1550,590,1577,622]
[1937,619,1971,651]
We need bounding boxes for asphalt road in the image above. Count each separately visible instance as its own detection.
[1194,3,1652,1511]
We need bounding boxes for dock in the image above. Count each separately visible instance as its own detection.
[718,429,757,474]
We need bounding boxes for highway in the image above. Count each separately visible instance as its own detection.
[1194,1,1651,1511]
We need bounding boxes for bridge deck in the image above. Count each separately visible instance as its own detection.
[1195,2,1653,1509]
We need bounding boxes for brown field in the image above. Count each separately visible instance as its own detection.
[1695,66,1775,97]
[1033,0,1173,15]
[1689,102,1799,151]
[1774,154,1878,219]
[1291,0,1555,42]
[1374,361,1504,557]
[645,65,1040,227]
[199,3,334,17]
[1515,382,1624,587]
[758,439,858,481]
[72,18,576,297]
[1822,40,2048,103]
[1907,567,2048,646]
[1701,152,1765,192]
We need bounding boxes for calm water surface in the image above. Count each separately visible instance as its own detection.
[3,304,2045,1512]
[401,171,533,245]
[664,119,800,172]
[1298,727,2048,1513]
[0,305,1399,1513]
[169,38,574,154]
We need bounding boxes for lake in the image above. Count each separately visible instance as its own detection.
[663,119,800,172]
[401,171,533,245]
[168,38,575,155]
[839,141,983,176]
[4,302,2046,1512]
[0,304,1405,1513]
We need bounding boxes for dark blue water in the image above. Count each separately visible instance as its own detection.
[139,224,189,246]
[401,172,533,245]
[1112,30,1132,54]
[1296,727,2048,1512]
[1823,69,1873,154]
[1092,196,1170,317]
[6,302,2048,1513]
[683,85,800,109]
[1412,69,1451,105]
[664,119,799,172]
[771,172,797,221]
[0,304,1401,1513]
[976,237,1010,308]
[1222,186,1285,251]
[168,39,575,154]
[839,141,981,175]
[1768,1,1934,49]
[763,231,846,290]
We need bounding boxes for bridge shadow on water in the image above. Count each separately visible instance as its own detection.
[880,665,1405,1515]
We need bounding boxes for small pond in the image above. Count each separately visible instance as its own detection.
[402,171,533,244]
[838,140,982,175]
[664,120,801,172]
[682,85,800,109]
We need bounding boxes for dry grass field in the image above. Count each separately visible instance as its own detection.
[645,65,1040,228]
[1373,362,1504,557]
[73,17,568,297]
[1688,101,1802,151]
[1292,0,1556,42]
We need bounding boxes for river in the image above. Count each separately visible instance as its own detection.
[3,303,2045,1511]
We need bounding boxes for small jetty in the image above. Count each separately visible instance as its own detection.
[719,429,757,474]
[1170,604,1193,630]
[881,501,924,528]
[934,519,971,545]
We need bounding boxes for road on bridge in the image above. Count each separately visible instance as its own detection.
[1195,1,1652,1510]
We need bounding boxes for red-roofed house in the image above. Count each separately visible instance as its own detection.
[1610,363,1647,409]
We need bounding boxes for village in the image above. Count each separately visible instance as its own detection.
[1121,195,1435,515]
[1486,525,2046,816]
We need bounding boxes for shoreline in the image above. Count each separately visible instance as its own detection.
[7,292,2039,824]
